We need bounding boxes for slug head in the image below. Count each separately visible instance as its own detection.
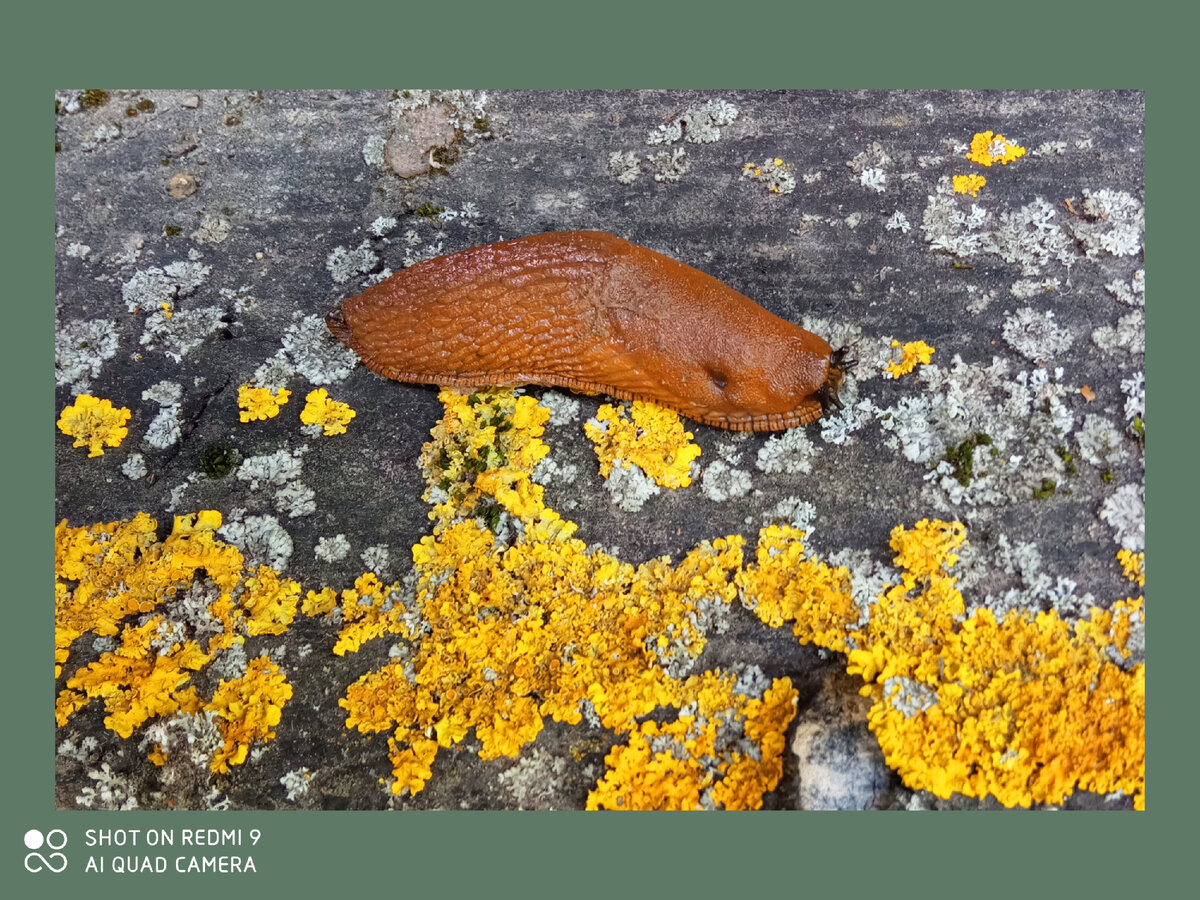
[815,346,855,416]
[326,306,353,347]
[677,333,849,430]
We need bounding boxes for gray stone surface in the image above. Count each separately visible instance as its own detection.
[54,89,1144,810]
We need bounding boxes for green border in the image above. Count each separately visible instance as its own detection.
[18,2,1185,898]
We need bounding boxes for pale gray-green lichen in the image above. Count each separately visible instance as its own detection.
[314,534,351,563]
[700,460,753,502]
[56,318,118,391]
[218,510,294,571]
[1001,307,1073,362]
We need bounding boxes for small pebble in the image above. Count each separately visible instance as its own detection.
[166,173,198,199]
[792,671,893,810]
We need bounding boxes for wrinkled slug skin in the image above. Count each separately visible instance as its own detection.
[329,231,837,431]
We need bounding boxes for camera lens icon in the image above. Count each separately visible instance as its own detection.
[24,829,68,873]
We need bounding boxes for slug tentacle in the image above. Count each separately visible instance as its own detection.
[815,346,855,415]
[328,231,846,432]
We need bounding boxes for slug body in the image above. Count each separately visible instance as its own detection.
[328,231,847,431]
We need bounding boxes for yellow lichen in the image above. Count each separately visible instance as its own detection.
[301,586,339,617]
[862,604,1144,808]
[388,736,439,797]
[341,661,415,735]
[846,520,1143,809]
[337,391,1144,809]
[57,394,131,457]
[305,572,414,656]
[584,401,701,489]
[205,657,293,773]
[952,174,987,197]
[241,566,301,636]
[54,510,243,675]
[418,388,571,539]
[333,387,785,800]
[55,380,1145,811]
[1074,596,1144,662]
[55,510,294,772]
[587,671,797,810]
[965,130,1026,167]
[733,519,1144,809]
[1117,549,1145,588]
[60,616,209,738]
[340,519,748,794]
[171,509,224,536]
[736,524,859,653]
[300,388,356,435]
[884,339,935,378]
[237,384,290,423]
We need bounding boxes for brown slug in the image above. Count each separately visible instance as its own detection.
[326,230,850,431]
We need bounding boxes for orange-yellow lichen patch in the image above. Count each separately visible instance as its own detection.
[389,736,439,797]
[736,524,860,653]
[205,657,293,773]
[54,511,243,675]
[56,370,1146,811]
[587,671,797,810]
[863,605,1144,808]
[300,388,356,435]
[341,662,415,734]
[55,510,300,774]
[419,388,573,541]
[842,521,969,689]
[337,388,753,798]
[952,174,987,197]
[335,391,768,803]
[303,572,415,656]
[59,616,209,738]
[237,384,291,423]
[1074,596,1144,663]
[301,586,339,617]
[1117,549,1145,588]
[55,512,156,676]
[843,520,1144,809]
[965,130,1026,167]
[57,394,131,457]
[474,467,574,542]
[584,401,701,489]
[341,517,748,795]
[241,566,302,636]
[420,389,546,509]
[884,340,935,378]
[739,518,1145,808]
[328,388,810,806]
